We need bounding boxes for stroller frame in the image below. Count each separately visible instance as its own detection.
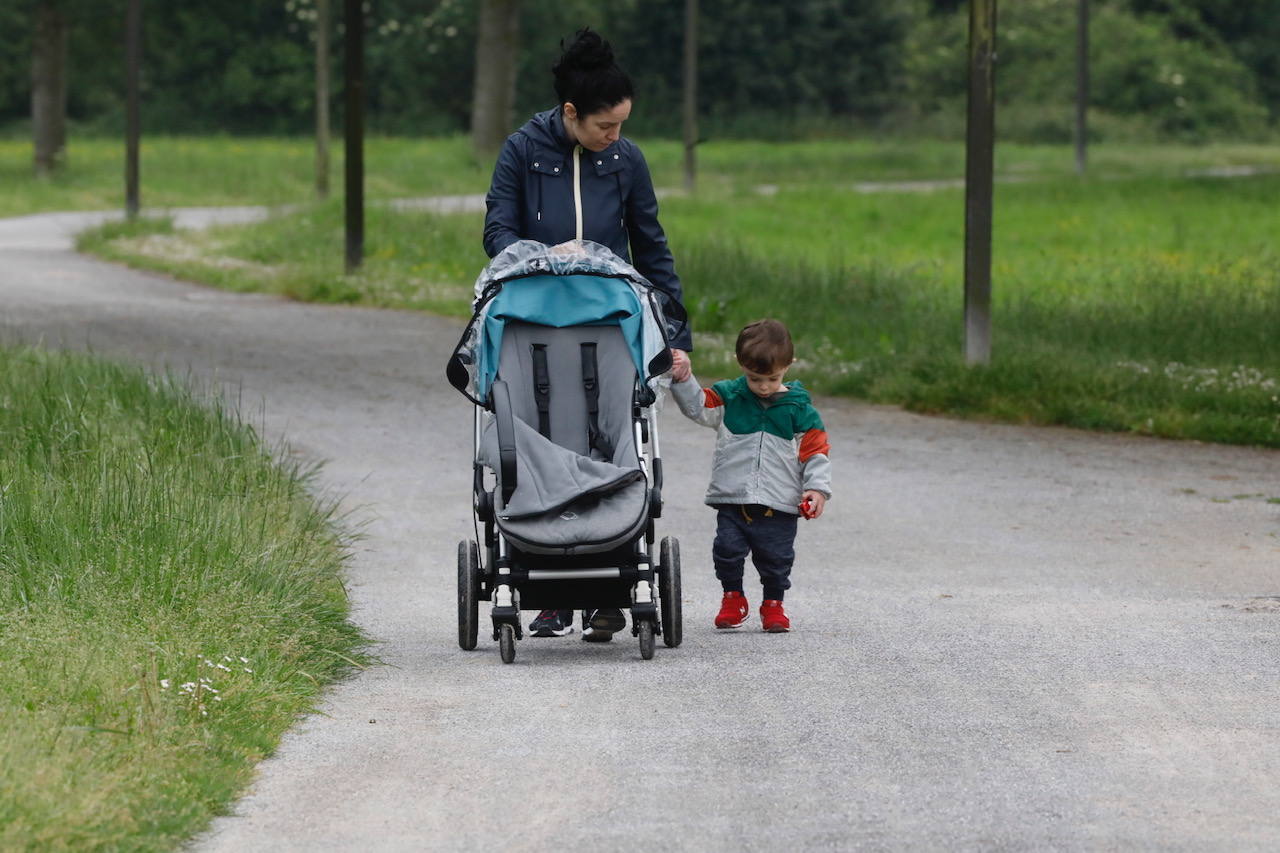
[449,241,684,663]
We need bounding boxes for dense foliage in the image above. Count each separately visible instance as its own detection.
[0,0,1277,141]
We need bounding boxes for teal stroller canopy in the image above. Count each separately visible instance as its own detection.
[447,240,676,405]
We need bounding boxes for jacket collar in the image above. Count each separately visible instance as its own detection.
[523,106,623,158]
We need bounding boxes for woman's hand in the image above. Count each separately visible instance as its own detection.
[670,348,691,382]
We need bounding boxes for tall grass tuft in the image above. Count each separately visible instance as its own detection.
[0,346,366,849]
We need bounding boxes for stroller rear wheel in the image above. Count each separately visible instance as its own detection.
[637,620,655,660]
[498,623,517,663]
[659,537,683,648]
[457,540,480,650]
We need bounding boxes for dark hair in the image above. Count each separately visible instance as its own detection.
[552,28,634,118]
[736,319,794,374]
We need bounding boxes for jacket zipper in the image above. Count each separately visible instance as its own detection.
[573,144,584,240]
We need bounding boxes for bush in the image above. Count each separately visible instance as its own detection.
[902,0,1271,143]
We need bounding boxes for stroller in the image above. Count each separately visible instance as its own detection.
[446,240,684,663]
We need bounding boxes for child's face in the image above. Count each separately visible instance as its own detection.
[742,364,790,398]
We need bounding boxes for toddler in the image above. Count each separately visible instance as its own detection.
[670,319,831,632]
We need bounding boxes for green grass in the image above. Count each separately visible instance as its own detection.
[0,135,491,217]
[667,175,1280,445]
[0,345,366,850]
[79,166,1280,447]
[54,135,1280,446]
[6,133,1280,217]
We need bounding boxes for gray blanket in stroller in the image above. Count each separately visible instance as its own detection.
[481,416,643,521]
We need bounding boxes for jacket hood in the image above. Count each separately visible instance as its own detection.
[518,107,575,152]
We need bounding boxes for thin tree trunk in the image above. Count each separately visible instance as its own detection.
[32,0,68,177]
[1074,0,1089,175]
[344,0,364,272]
[125,0,141,218]
[470,0,520,163]
[315,0,331,198]
[682,0,698,193]
[964,0,996,365]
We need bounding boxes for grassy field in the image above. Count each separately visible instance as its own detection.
[6,133,1280,216]
[0,346,366,849]
[78,149,1280,447]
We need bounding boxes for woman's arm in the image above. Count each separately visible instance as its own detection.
[483,136,525,258]
[625,146,693,351]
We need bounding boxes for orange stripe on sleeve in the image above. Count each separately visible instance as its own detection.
[798,429,829,463]
[703,388,723,408]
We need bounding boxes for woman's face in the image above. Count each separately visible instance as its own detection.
[564,99,632,152]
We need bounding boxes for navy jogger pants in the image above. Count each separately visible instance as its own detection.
[712,504,797,601]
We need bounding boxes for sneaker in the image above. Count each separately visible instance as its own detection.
[760,600,790,633]
[528,609,574,637]
[714,591,749,629]
[582,608,625,642]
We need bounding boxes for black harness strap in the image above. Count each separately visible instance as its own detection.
[531,344,551,438]
[580,342,615,459]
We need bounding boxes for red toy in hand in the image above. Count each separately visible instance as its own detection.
[799,497,818,519]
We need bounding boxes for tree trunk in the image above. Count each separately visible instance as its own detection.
[470,0,520,163]
[315,0,331,199]
[682,0,698,193]
[32,0,68,177]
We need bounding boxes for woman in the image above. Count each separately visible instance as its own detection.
[483,27,692,642]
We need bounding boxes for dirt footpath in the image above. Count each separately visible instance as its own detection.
[3,211,1279,851]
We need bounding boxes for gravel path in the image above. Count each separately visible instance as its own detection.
[2,210,1278,850]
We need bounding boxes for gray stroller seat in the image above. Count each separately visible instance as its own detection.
[481,321,650,555]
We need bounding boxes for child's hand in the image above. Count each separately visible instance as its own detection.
[670,348,691,382]
[799,491,826,519]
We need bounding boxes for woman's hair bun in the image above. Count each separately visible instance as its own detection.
[556,28,614,74]
[551,27,633,116]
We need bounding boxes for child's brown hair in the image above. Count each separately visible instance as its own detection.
[735,319,794,374]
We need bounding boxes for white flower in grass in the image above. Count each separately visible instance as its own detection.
[160,679,171,689]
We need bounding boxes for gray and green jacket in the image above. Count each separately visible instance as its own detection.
[671,373,832,514]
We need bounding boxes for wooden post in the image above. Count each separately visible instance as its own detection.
[964,0,996,365]
[1074,0,1089,176]
[343,0,363,273]
[315,0,331,199]
[125,0,141,220]
[682,0,698,194]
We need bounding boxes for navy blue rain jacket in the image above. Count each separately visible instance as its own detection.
[483,106,692,351]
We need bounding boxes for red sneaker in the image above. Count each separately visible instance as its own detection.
[760,600,791,633]
[714,591,749,629]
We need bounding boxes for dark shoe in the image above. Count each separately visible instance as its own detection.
[528,609,574,637]
[715,591,749,629]
[582,608,625,642]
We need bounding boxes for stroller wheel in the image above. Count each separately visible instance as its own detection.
[637,620,655,660]
[659,537,683,648]
[499,623,517,664]
[457,540,480,651]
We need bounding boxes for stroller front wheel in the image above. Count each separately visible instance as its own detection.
[498,623,517,663]
[637,620,655,660]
